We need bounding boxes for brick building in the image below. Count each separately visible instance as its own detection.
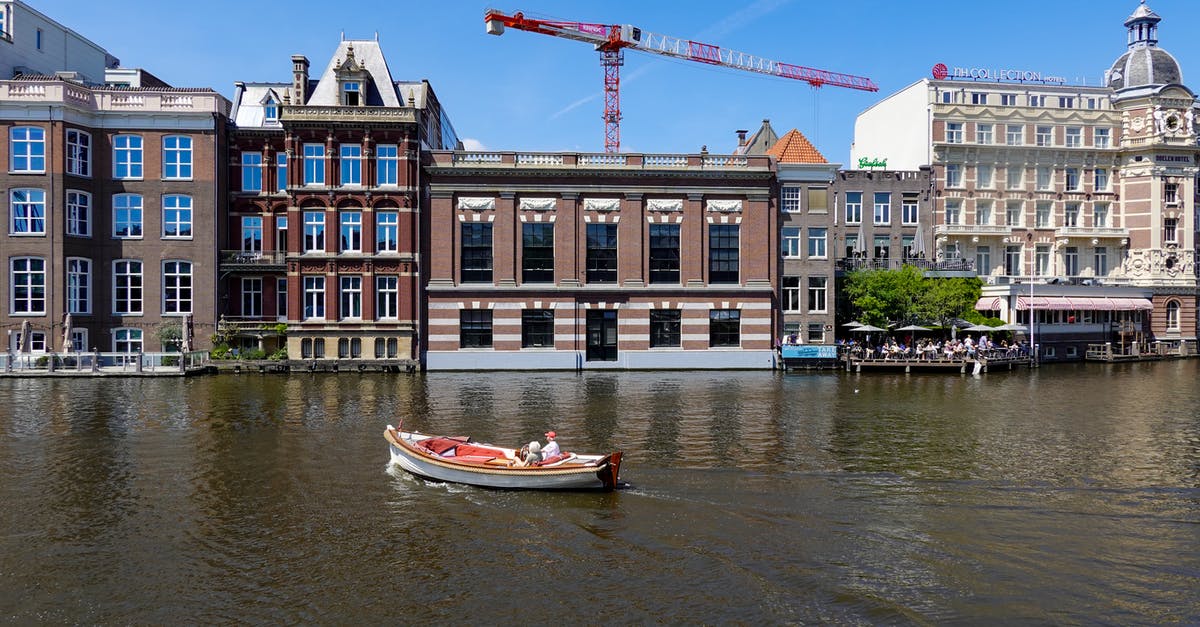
[223,40,457,364]
[0,74,228,354]
[422,150,778,370]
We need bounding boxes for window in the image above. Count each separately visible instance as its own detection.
[807,228,827,259]
[340,144,362,186]
[1007,166,1023,189]
[1006,201,1023,227]
[1065,127,1082,148]
[374,337,399,359]
[343,81,361,106]
[709,225,739,283]
[585,223,617,283]
[1006,124,1023,145]
[844,192,862,223]
[1065,168,1080,191]
[1035,244,1051,276]
[376,275,398,319]
[1005,245,1022,276]
[303,143,325,185]
[113,260,143,315]
[1166,301,1181,332]
[1036,125,1053,146]
[1065,246,1079,276]
[1164,183,1178,204]
[377,144,398,186]
[63,191,91,238]
[300,338,325,359]
[242,216,263,252]
[1036,167,1051,190]
[303,211,325,252]
[460,310,492,348]
[35,28,42,50]
[113,329,143,354]
[276,152,289,191]
[66,129,90,176]
[975,200,992,225]
[462,223,494,282]
[844,235,859,259]
[303,276,325,319]
[649,310,681,348]
[10,127,45,172]
[971,92,987,105]
[976,246,991,275]
[276,216,288,250]
[10,189,45,235]
[1094,128,1111,149]
[340,276,362,319]
[11,257,45,314]
[163,261,192,314]
[521,309,554,348]
[782,227,802,258]
[1035,202,1052,228]
[945,122,963,143]
[901,236,915,258]
[709,309,740,347]
[242,152,263,192]
[976,123,993,144]
[1001,94,1018,106]
[113,194,143,238]
[376,211,399,253]
[66,258,91,314]
[162,195,192,239]
[340,211,362,252]
[649,224,680,284]
[163,136,192,179]
[242,277,262,318]
[782,276,801,312]
[1093,203,1109,228]
[944,200,961,225]
[781,186,801,212]
[276,277,288,319]
[945,164,962,187]
[807,277,827,313]
[808,187,829,214]
[940,91,953,104]
[807,322,824,343]
[522,223,554,283]
[873,192,891,224]
[873,236,890,260]
[1094,168,1109,191]
[263,97,278,122]
[1164,218,1178,243]
[977,165,993,189]
[114,135,143,179]
[902,198,918,225]
[70,329,88,353]
[1029,95,1045,107]
[1064,203,1080,227]
[1095,249,1109,280]
[1059,97,1075,109]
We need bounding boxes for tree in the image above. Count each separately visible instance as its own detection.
[842,265,925,326]
[915,277,983,330]
[157,321,183,353]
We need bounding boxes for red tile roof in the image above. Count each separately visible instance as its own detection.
[766,129,827,164]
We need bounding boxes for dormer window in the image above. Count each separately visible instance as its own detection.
[343,81,361,106]
[263,98,278,121]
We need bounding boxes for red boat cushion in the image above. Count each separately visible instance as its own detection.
[418,437,507,460]
[536,453,570,466]
[418,436,469,455]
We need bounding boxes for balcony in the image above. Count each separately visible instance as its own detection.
[837,257,975,273]
[1055,226,1131,240]
[0,81,228,115]
[219,250,286,272]
[432,150,771,172]
[936,224,1012,237]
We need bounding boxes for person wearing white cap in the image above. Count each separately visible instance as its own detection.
[542,431,560,459]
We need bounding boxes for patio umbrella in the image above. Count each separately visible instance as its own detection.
[996,323,1029,332]
[912,219,928,258]
[851,324,886,333]
[61,313,73,352]
[855,217,870,256]
[964,323,995,333]
[894,324,930,332]
[181,313,193,353]
[842,321,863,328]
[19,319,31,353]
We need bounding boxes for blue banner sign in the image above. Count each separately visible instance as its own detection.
[781,345,838,359]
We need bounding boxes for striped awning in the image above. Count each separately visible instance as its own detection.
[1014,296,1153,311]
[974,296,1002,311]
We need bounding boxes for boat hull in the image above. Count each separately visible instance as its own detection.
[385,428,621,491]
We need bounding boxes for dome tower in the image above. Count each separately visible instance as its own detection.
[1106,1,1183,92]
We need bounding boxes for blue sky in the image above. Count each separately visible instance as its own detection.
[31,0,1200,163]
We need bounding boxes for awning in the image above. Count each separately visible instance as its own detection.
[974,296,1002,311]
[1015,296,1153,311]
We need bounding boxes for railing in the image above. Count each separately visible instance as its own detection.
[836,257,975,272]
[515,153,564,165]
[578,153,625,166]
[0,351,209,373]
[454,152,502,163]
[643,154,689,167]
[0,82,226,113]
[937,224,1011,235]
[438,151,768,170]
[219,250,287,266]
[1055,226,1131,238]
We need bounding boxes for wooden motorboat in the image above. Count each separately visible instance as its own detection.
[384,425,623,491]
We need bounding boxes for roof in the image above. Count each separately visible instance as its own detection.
[308,40,400,107]
[766,129,827,164]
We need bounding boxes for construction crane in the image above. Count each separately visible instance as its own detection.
[484,8,879,153]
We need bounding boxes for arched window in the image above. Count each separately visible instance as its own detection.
[1166,300,1180,332]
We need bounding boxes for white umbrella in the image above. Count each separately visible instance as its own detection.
[855,217,870,256]
[62,313,73,352]
[842,321,863,328]
[964,323,995,332]
[912,220,928,258]
[996,323,1028,332]
[181,313,193,353]
[894,324,930,332]
[851,324,886,332]
[20,319,31,353]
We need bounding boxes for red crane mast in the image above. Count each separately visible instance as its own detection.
[485,8,879,153]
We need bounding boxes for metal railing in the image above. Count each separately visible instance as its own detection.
[836,257,975,272]
[0,351,210,374]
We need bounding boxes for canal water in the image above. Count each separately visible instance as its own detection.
[1,362,1198,623]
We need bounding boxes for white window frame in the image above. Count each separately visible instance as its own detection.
[376,211,399,253]
[901,199,918,226]
[242,216,263,253]
[10,126,45,173]
[945,164,962,188]
[303,211,325,253]
[66,190,91,237]
[66,128,91,177]
[303,276,325,320]
[945,122,963,144]
[340,144,362,186]
[844,192,862,224]
[1035,125,1053,147]
[1065,127,1082,148]
[376,275,399,320]
[113,259,143,315]
[975,123,993,145]
[873,193,890,225]
[10,188,46,235]
[1094,168,1109,191]
[376,144,398,186]
[1094,128,1111,149]
[782,276,801,312]
[340,275,362,320]
[1093,203,1109,228]
[782,227,802,258]
[781,186,801,212]
[977,164,993,189]
[340,210,362,253]
[1007,167,1022,189]
[807,276,828,313]
[242,277,263,318]
[113,135,143,180]
[944,200,961,226]
[113,328,143,354]
[66,257,91,315]
[807,227,827,259]
[1006,124,1023,146]
[162,260,193,315]
[162,135,193,180]
[10,256,46,315]
[241,151,263,192]
[162,195,193,239]
[303,143,325,186]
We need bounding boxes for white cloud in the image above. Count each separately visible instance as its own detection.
[460,137,488,151]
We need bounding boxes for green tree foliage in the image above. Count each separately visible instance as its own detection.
[843,267,983,328]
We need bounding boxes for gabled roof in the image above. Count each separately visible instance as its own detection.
[766,129,827,164]
[308,40,400,106]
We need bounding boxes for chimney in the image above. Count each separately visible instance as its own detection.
[736,129,749,146]
[291,55,310,105]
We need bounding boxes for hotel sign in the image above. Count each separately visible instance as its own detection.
[933,63,1066,84]
[1155,155,1192,163]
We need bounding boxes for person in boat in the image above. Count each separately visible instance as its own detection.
[542,431,561,459]
[512,441,542,467]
